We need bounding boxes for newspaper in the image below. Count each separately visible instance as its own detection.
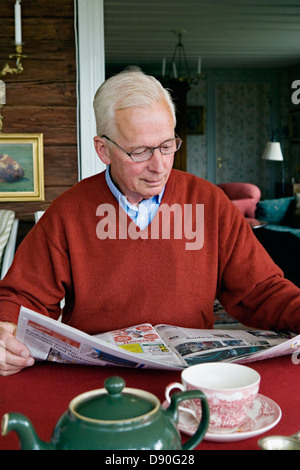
[16,306,300,370]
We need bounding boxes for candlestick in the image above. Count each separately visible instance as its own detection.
[15,0,22,45]
[0,44,27,79]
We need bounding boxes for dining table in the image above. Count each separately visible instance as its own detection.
[0,354,299,451]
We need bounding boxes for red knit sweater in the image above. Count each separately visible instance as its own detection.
[0,170,299,333]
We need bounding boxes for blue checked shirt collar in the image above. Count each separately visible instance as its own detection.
[105,166,165,229]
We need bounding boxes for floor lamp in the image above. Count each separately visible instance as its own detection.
[261,141,285,196]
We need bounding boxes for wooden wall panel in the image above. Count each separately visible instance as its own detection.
[0,0,77,232]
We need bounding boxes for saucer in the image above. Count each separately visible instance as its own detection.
[162,394,282,442]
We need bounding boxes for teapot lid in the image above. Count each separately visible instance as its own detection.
[71,376,157,422]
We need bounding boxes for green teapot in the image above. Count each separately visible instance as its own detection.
[1,376,209,450]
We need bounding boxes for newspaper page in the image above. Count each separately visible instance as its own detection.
[16,307,183,370]
[16,306,300,370]
[155,324,300,365]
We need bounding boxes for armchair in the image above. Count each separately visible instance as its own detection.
[217,182,261,218]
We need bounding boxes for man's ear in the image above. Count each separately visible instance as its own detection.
[93,136,111,165]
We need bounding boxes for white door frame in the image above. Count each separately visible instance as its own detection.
[75,0,106,180]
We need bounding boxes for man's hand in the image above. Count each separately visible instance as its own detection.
[0,321,34,376]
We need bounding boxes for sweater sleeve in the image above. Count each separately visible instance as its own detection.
[216,194,300,333]
[0,219,71,324]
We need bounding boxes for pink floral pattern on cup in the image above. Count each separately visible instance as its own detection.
[165,363,260,433]
[190,386,259,430]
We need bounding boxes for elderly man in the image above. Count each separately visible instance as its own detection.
[0,67,299,376]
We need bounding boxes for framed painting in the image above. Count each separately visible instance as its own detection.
[186,106,205,135]
[0,133,44,202]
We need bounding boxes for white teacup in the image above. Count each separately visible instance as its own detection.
[165,363,260,433]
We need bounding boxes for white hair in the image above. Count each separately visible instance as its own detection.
[93,67,176,137]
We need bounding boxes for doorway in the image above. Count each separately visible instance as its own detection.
[207,72,280,198]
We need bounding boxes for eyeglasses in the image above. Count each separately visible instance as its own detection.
[102,134,182,162]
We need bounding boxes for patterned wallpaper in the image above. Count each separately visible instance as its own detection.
[186,70,298,199]
[215,81,271,194]
[187,77,207,179]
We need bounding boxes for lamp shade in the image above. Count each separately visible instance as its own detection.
[261,142,283,161]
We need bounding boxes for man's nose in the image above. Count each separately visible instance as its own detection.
[148,147,164,172]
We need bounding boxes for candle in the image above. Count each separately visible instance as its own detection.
[162,57,166,77]
[172,62,177,78]
[0,81,6,105]
[14,0,22,45]
[197,56,201,75]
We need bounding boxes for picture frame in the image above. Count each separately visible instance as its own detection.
[186,106,205,135]
[0,133,44,202]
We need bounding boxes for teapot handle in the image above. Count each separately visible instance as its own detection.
[167,390,210,450]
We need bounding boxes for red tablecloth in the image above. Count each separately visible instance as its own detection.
[0,355,299,450]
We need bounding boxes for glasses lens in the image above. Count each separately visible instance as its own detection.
[130,137,182,162]
[176,137,182,150]
[160,138,181,154]
[131,148,152,162]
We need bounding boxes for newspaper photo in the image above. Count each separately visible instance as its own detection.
[16,306,300,370]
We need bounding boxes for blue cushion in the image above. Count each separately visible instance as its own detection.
[256,197,295,224]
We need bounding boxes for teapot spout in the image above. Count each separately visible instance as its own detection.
[1,413,54,450]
